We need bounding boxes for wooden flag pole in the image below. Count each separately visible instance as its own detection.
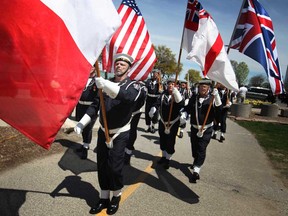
[95,61,110,144]
[166,0,188,132]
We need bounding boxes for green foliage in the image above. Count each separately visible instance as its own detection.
[249,74,266,87]
[231,60,249,86]
[154,45,182,78]
[185,69,202,85]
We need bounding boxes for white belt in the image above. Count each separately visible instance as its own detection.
[78,101,93,105]
[160,116,180,132]
[100,122,131,149]
[100,124,130,135]
[147,93,160,98]
[192,122,213,130]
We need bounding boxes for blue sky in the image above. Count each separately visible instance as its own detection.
[113,0,288,81]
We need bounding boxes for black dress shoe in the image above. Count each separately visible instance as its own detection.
[124,153,131,165]
[157,157,166,164]
[219,136,225,142]
[211,134,217,139]
[163,159,170,170]
[151,126,155,134]
[81,147,88,159]
[106,196,121,215]
[179,131,183,138]
[190,172,200,183]
[89,199,110,214]
[146,127,152,133]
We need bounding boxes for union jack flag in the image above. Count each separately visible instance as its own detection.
[102,0,156,81]
[184,0,209,32]
[229,0,284,95]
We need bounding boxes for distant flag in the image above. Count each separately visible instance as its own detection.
[229,0,284,95]
[0,0,121,149]
[182,0,238,91]
[102,0,157,81]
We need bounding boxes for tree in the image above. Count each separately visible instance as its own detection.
[249,74,266,87]
[185,69,202,85]
[231,60,249,86]
[154,45,182,78]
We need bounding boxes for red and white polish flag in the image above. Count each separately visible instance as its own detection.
[0,0,121,149]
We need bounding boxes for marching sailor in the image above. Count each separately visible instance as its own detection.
[75,66,98,159]
[144,69,163,133]
[157,78,184,169]
[183,78,222,183]
[75,53,139,215]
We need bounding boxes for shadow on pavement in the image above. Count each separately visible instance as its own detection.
[50,175,99,208]
[123,151,199,204]
[54,139,97,175]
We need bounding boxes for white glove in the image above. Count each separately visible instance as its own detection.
[95,76,105,89]
[184,99,189,106]
[149,107,156,118]
[180,111,187,125]
[95,77,120,99]
[223,101,232,108]
[172,87,182,103]
[212,88,222,107]
[74,114,91,135]
[212,88,219,96]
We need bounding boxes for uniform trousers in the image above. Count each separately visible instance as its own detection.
[97,129,129,191]
[145,100,159,126]
[126,112,141,151]
[190,126,213,167]
[158,120,180,155]
[213,108,228,133]
[76,104,97,143]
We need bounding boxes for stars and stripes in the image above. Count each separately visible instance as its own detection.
[102,0,157,81]
[229,0,284,95]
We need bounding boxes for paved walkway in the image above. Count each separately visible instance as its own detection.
[0,116,287,216]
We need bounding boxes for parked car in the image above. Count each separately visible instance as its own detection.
[246,87,275,102]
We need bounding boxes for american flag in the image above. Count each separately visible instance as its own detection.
[102,0,157,81]
[229,0,284,95]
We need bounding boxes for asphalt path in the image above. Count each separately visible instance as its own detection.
[0,115,287,216]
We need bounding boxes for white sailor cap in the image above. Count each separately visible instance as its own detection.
[113,53,134,66]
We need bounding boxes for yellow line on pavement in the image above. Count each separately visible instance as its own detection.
[97,152,161,216]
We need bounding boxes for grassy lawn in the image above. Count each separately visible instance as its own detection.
[237,121,288,187]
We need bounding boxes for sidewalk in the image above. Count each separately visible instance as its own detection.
[0,116,287,216]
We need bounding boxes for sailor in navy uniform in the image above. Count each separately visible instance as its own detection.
[144,69,163,133]
[75,53,139,215]
[124,80,147,165]
[157,78,184,169]
[75,67,98,159]
[178,80,192,138]
[211,84,232,142]
[183,78,222,183]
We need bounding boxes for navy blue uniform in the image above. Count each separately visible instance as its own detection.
[75,78,98,144]
[86,77,139,191]
[158,91,184,155]
[145,78,162,126]
[184,93,221,168]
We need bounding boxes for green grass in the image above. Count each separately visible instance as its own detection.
[237,121,288,186]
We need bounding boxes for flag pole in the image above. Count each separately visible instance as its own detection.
[95,61,111,144]
[226,0,246,55]
[166,0,188,132]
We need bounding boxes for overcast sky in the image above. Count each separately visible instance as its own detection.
[113,0,288,81]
